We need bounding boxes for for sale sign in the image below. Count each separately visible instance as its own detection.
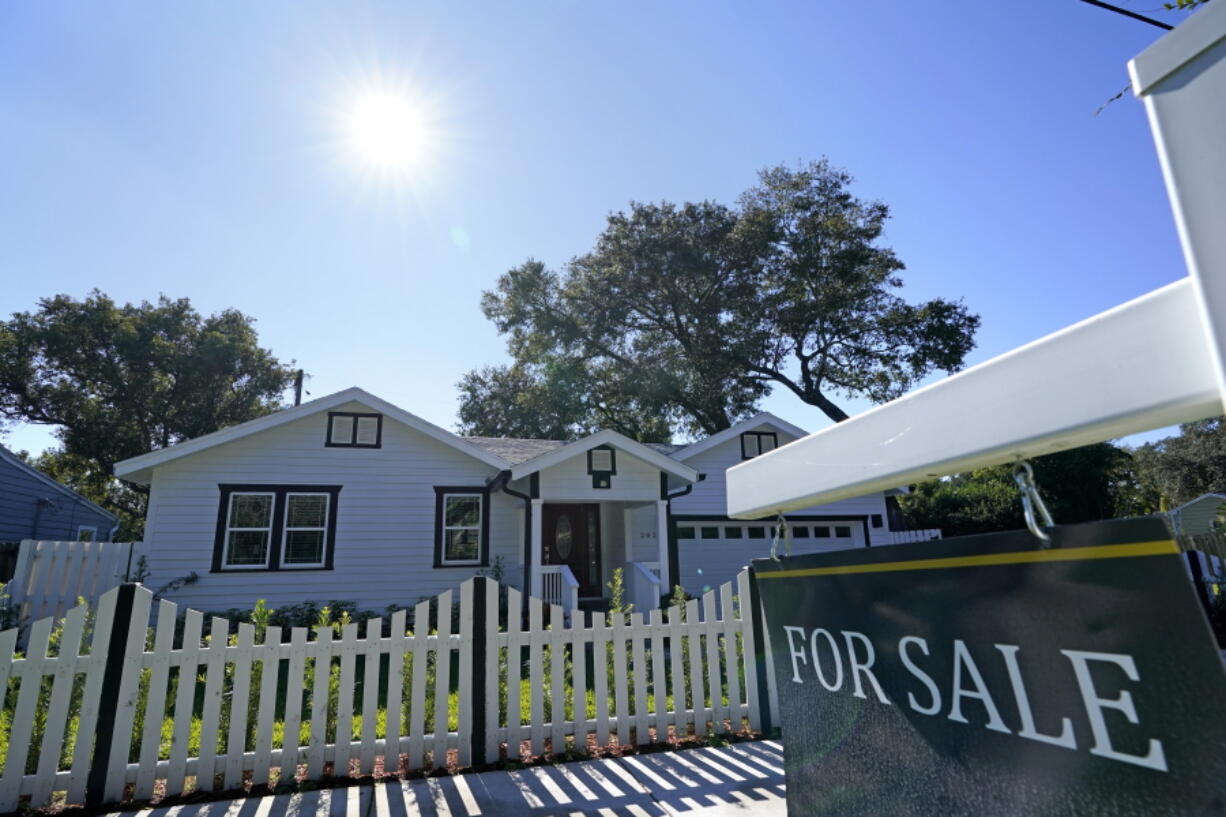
[752,518,1226,816]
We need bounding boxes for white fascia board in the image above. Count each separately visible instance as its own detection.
[115,387,510,483]
[727,278,1221,518]
[671,413,809,462]
[510,429,699,482]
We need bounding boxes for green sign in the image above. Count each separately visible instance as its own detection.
[752,518,1226,816]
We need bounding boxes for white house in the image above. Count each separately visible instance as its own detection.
[114,387,916,614]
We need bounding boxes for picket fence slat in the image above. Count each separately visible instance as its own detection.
[251,624,281,788]
[570,609,587,755]
[360,618,381,774]
[226,623,257,790]
[482,581,500,764]
[0,569,778,811]
[592,611,610,747]
[135,602,177,800]
[336,621,359,776]
[433,595,453,770]
[386,609,407,774]
[407,600,429,770]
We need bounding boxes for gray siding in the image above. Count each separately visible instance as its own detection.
[0,455,115,543]
[141,401,521,613]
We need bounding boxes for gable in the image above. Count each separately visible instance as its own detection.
[115,387,509,484]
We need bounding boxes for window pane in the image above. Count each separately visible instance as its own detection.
[676,527,695,539]
[793,526,810,538]
[724,527,743,539]
[759,434,776,453]
[77,528,95,542]
[814,526,831,538]
[227,530,269,565]
[590,449,613,471]
[356,416,379,445]
[747,527,766,539]
[445,529,480,561]
[445,496,481,527]
[285,530,325,564]
[230,494,273,528]
[555,515,573,560]
[287,494,327,528]
[836,526,852,538]
[700,526,719,539]
[742,435,759,458]
[330,415,354,444]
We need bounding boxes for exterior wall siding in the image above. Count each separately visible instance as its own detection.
[537,450,661,502]
[0,458,116,543]
[140,401,518,613]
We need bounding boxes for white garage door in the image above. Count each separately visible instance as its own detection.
[675,519,865,597]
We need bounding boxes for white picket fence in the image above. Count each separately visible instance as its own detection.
[0,569,778,811]
[1,540,146,627]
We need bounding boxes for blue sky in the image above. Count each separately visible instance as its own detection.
[0,1,1193,455]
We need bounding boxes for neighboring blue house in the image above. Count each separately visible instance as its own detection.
[0,445,118,543]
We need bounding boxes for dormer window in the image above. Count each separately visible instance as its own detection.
[587,445,616,488]
[327,412,382,448]
[740,431,778,459]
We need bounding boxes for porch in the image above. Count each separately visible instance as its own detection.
[531,499,671,618]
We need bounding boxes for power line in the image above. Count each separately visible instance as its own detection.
[1079,0,1175,30]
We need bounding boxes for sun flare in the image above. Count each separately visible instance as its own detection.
[347,92,428,171]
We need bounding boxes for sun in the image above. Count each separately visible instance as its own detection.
[347,92,428,171]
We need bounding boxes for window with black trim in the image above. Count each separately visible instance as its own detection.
[213,485,341,572]
[327,412,382,448]
[740,431,778,460]
[434,487,490,567]
[871,514,883,529]
[587,445,616,489]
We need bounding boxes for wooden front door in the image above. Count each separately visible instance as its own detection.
[543,503,602,598]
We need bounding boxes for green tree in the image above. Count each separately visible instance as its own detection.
[0,292,297,537]
[463,160,979,439]
[1132,418,1226,509]
[900,443,1136,537]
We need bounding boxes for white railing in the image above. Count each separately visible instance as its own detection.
[627,561,663,611]
[1,540,146,628]
[0,569,778,811]
[540,564,579,619]
[885,529,942,545]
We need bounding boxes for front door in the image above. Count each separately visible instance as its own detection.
[543,503,602,598]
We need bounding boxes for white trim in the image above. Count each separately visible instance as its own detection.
[114,387,511,483]
[221,491,275,570]
[727,278,1222,518]
[279,492,330,569]
[440,492,484,566]
[670,413,807,462]
[509,429,699,482]
[0,445,119,523]
[76,526,97,543]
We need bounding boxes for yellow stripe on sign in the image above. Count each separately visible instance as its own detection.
[755,540,1180,580]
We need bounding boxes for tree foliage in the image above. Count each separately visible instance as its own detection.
[0,292,297,537]
[899,443,1137,537]
[460,160,980,439]
[1132,418,1226,509]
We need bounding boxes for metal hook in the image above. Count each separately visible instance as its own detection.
[770,514,793,561]
[1012,461,1055,546]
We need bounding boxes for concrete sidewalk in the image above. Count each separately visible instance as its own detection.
[112,741,786,817]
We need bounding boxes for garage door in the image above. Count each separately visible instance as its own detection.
[675,520,865,597]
